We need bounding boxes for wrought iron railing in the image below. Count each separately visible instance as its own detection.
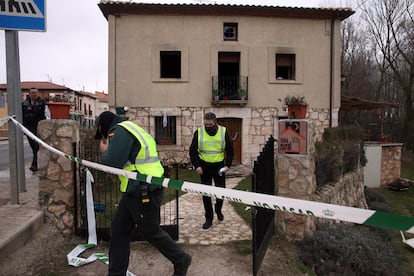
[212,76,248,101]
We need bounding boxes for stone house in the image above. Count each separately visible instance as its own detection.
[72,90,109,128]
[98,2,354,166]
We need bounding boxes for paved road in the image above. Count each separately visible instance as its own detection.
[0,139,32,170]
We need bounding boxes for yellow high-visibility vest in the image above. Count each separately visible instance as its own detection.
[197,125,226,163]
[117,121,164,192]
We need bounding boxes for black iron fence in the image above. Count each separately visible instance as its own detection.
[252,136,276,276]
[74,139,179,241]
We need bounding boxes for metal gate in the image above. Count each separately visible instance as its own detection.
[252,136,275,276]
[73,140,179,241]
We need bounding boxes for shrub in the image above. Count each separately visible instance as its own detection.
[315,126,367,188]
[283,94,307,106]
[297,223,406,275]
[315,141,342,186]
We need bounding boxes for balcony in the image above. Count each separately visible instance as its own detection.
[211,76,248,106]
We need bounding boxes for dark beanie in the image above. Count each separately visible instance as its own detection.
[95,111,117,139]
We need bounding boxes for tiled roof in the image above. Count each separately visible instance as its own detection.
[75,90,98,99]
[0,81,71,91]
[99,2,354,21]
[95,91,109,100]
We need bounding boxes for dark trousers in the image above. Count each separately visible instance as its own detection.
[200,165,225,221]
[108,186,187,276]
[27,133,39,167]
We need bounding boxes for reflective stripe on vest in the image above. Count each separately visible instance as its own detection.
[198,125,226,163]
[117,121,164,192]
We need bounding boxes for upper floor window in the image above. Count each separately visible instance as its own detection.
[160,51,181,78]
[223,23,238,41]
[276,54,296,80]
[155,116,176,145]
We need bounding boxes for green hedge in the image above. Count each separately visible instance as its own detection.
[315,126,367,187]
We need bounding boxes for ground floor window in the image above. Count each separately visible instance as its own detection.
[155,116,176,145]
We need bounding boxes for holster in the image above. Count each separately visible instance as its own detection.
[126,181,151,205]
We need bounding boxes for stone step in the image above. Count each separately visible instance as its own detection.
[0,206,43,260]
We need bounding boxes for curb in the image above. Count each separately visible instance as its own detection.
[0,208,43,260]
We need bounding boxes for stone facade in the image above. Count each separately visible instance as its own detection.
[37,119,79,235]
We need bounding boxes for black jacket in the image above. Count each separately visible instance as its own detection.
[22,97,46,131]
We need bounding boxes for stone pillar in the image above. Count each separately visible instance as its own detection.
[380,144,403,186]
[37,119,79,235]
[275,120,317,241]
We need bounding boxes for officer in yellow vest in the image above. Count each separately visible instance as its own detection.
[95,111,191,276]
[189,112,234,229]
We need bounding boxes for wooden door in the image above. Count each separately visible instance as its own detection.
[217,118,242,165]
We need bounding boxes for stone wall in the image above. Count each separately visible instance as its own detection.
[275,154,317,241]
[315,169,368,210]
[275,119,367,241]
[37,119,79,235]
[380,144,402,186]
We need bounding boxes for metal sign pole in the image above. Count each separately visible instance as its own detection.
[5,30,26,203]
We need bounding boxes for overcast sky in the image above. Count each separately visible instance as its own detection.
[0,0,352,94]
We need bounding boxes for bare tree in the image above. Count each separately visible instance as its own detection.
[361,0,414,149]
[341,16,377,99]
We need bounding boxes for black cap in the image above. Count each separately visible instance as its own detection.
[95,111,117,139]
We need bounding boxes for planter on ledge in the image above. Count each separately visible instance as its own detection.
[47,102,71,119]
[287,104,307,119]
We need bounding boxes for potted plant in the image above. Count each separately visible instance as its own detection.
[237,88,246,100]
[213,89,222,101]
[284,94,308,119]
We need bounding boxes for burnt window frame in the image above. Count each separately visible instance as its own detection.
[223,22,238,41]
[160,51,181,79]
[276,53,296,80]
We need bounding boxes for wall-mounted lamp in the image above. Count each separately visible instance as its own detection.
[116,106,129,115]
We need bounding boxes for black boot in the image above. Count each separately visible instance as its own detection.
[215,203,224,221]
[173,253,192,276]
[202,220,213,229]
[30,155,38,171]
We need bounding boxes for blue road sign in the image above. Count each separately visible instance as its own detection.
[0,0,46,31]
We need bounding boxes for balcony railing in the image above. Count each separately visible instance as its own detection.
[212,76,248,105]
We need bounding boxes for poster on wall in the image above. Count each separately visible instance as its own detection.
[278,120,308,155]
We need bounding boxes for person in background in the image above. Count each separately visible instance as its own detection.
[189,112,234,229]
[95,111,192,276]
[22,88,46,171]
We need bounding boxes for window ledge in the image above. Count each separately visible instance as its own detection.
[211,99,248,106]
[152,79,189,83]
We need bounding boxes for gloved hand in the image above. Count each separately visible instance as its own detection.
[218,166,229,176]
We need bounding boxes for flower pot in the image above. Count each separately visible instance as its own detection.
[378,136,392,143]
[288,104,307,119]
[47,102,71,119]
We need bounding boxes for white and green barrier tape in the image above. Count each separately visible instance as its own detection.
[6,116,414,234]
[4,116,414,269]
[66,169,135,275]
